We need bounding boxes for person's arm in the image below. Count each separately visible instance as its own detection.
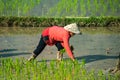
[63,37,75,61]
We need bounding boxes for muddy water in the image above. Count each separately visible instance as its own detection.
[71,33,120,56]
[0,33,120,71]
[70,33,120,71]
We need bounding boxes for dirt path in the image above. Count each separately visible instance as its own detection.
[0,33,120,72]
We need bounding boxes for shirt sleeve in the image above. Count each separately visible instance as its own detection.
[62,36,74,60]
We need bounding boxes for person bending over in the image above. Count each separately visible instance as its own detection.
[28,23,81,61]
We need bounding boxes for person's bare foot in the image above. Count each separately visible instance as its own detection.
[28,53,37,61]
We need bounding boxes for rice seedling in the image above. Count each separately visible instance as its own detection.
[1,0,119,17]
[0,0,41,16]
[0,58,119,80]
[80,0,86,17]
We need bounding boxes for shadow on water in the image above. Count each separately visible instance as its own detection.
[0,52,30,57]
[75,54,118,63]
[0,49,17,53]
[0,49,30,57]
[37,54,118,64]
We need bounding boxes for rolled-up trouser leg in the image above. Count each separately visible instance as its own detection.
[55,42,64,61]
[57,51,63,61]
[28,53,37,61]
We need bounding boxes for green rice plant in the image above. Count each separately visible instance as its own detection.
[0,0,41,16]
[94,0,98,16]
[0,58,119,80]
[0,0,4,16]
[72,0,78,16]
[60,48,65,54]
[109,0,114,16]
[1,0,120,17]
[3,58,14,79]
[113,0,118,16]
[103,0,107,16]
[80,0,86,16]
[87,0,90,16]
[14,58,22,80]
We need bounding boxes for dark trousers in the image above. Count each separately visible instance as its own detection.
[33,36,64,56]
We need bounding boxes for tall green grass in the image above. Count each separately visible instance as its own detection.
[0,0,41,16]
[47,0,120,17]
[0,58,119,80]
[1,0,119,17]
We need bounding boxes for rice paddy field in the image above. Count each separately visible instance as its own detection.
[0,58,119,80]
[0,0,120,79]
[0,27,120,80]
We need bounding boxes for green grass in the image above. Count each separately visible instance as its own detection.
[0,58,119,80]
[0,26,120,36]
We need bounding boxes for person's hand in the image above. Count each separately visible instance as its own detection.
[72,58,75,62]
[72,59,79,65]
[70,45,74,51]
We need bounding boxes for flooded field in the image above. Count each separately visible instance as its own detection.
[0,27,120,72]
[71,33,120,71]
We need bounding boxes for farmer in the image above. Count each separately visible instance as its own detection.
[28,23,81,61]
